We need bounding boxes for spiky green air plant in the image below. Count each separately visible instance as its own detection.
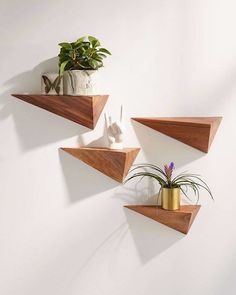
[125,162,213,204]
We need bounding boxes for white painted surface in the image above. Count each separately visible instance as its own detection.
[0,0,235,294]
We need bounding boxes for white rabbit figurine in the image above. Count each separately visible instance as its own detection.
[105,106,124,149]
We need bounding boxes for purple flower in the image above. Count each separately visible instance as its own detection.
[169,162,175,170]
[164,162,175,179]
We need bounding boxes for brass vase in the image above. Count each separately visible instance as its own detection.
[161,187,180,210]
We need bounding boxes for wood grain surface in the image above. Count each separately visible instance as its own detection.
[132,117,222,153]
[12,94,109,129]
[124,205,201,234]
[61,147,140,183]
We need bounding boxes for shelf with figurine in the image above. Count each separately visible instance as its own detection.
[61,106,140,182]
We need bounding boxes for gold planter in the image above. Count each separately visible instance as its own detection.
[161,187,180,210]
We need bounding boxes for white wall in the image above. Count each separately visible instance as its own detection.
[0,0,235,294]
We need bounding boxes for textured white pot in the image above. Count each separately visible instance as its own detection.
[63,70,99,95]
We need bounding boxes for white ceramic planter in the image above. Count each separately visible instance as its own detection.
[41,73,63,95]
[63,70,99,95]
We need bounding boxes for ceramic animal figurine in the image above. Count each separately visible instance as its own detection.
[105,106,124,149]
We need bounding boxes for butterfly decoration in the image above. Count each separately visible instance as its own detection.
[42,75,62,95]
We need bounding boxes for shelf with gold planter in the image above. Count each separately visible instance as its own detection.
[124,205,201,234]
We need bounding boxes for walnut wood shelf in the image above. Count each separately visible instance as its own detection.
[61,147,140,183]
[132,117,222,153]
[12,94,109,129]
[125,205,201,234]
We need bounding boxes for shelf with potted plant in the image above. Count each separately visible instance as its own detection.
[124,205,201,234]
[132,117,222,152]
[12,36,111,129]
[124,162,213,234]
[11,94,109,129]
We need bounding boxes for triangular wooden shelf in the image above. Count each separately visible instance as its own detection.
[12,94,109,129]
[132,117,222,153]
[61,147,140,183]
[125,205,201,234]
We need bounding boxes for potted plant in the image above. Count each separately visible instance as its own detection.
[58,36,111,95]
[125,162,213,210]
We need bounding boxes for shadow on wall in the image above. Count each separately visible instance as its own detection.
[113,176,159,205]
[71,222,129,279]
[113,120,205,205]
[0,57,88,152]
[132,120,205,167]
[113,120,204,263]
[59,149,117,204]
[78,123,108,148]
[124,208,183,264]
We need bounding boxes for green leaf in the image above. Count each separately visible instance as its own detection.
[89,59,98,69]
[69,49,77,60]
[92,53,102,61]
[81,42,90,50]
[58,36,111,72]
[73,42,84,49]
[98,48,111,55]
[76,36,86,43]
[98,53,107,58]
[59,60,69,75]
[88,36,97,42]
[180,187,192,202]
[58,42,73,50]
[93,40,100,48]
[59,47,69,54]
[124,171,167,186]
[130,163,168,178]
[85,48,94,56]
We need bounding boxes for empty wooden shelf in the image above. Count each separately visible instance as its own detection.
[12,94,109,129]
[61,147,140,183]
[124,205,201,234]
[132,117,222,153]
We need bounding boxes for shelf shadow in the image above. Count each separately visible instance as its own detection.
[132,120,205,167]
[124,208,183,264]
[59,149,117,204]
[78,123,109,148]
[113,175,159,205]
[119,121,203,264]
[0,57,89,152]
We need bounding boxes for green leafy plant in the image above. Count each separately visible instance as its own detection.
[58,36,111,75]
[125,162,213,203]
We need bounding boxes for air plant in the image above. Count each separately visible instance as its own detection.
[125,162,213,203]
